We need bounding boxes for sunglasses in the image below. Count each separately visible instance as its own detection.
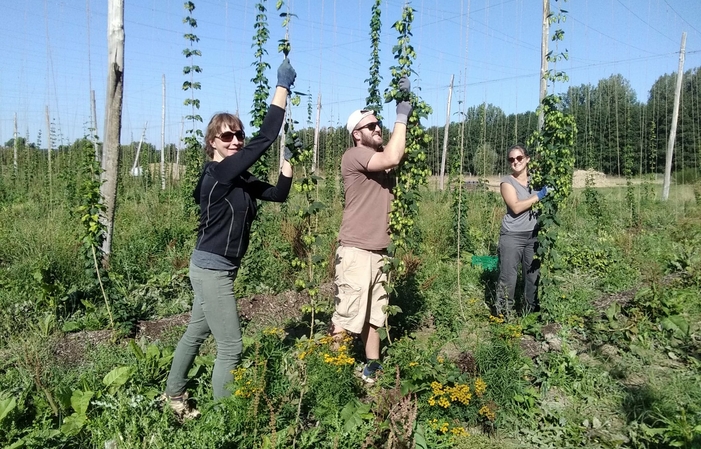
[356,121,382,132]
[508,155,525,163]
[217,130,245,142]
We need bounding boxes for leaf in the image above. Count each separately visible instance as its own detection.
[145,343,161,361]
[414,423,428,449]
[61,413,87,436]
[660,315,690,338]
[340,399,372,433]
[103,366,133,395]
[70,390,93,415]
[0,394,17,422]
[129,340,145,360]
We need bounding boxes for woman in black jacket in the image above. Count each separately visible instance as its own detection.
[163,58,296,418]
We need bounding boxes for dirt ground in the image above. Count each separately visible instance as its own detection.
[51,284,324,366]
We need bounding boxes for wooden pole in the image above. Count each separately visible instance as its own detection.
[312,93,321,173]
[45,105,53,189]
[100,0,125,263]
[538,0,549,131]
[439,75,454,191]
[91,89,100,161]
[161,74,166,190]
[131,121,147,175]
[662,32,687,201]
[13,113,18,173]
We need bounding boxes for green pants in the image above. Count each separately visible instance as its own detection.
[166,261,242,399]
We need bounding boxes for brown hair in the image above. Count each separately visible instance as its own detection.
[507,144,529,157]
[204,113,245,159]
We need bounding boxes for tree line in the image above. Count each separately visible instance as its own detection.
[2,68,700,183]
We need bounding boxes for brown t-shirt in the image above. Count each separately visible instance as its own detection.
[338,145,394,250]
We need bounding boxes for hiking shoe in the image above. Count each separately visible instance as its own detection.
[361,363,383,384]
[162,392,200,420]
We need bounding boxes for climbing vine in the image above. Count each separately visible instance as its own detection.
[365,0,383,116]
[382,4,433,335]
[385,5,433,260]
[272,2,325,325]
[180,1,204,221]
[528,0,577,317]
[249,0,272,179]
[75,138,113,329]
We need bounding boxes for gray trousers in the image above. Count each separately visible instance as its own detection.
[166,261,242,400]
[495,230,540,318]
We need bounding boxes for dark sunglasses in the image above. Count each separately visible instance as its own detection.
[217,130,245,142]
[508,155,525,163]
[356,121,382,132]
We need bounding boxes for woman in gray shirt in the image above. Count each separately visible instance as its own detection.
[495,145,548,319]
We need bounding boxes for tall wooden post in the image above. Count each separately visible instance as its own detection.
[45,106,53,194]
[131,122,148,176]
[538,0,550,131]
[439,74,454,190]
[161,74,166,190]
[662,32,687,201]
[13,113,18,173]
[91,89,100,160]
[312,93,321,173]
[100,0,125,264]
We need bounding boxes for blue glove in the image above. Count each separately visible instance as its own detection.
[536,186,550,200]
[276,58,296,90]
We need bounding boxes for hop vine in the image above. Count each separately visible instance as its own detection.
[365,0,383,116]
[249,1,272,179]
[180,0,204,221]
[384,4,433,262]
[528,0,577,317]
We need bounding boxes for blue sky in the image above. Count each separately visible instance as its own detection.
[1,0,700,148]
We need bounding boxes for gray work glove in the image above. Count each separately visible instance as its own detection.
[395,76,412,125]
[284,136,303,161]
[276,58,297,91]
[398,76,410,93]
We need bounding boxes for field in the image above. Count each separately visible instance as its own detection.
[1,167,700,449]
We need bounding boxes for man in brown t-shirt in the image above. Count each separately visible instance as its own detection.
[331,77,412,383]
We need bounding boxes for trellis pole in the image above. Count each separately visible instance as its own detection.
[100,0,125,264]
[662,32,687,201]
[13,114,18,173]
[312,93,321,173]
[538,0,549,131]
[161,74,166,190]
[439,74,454,190]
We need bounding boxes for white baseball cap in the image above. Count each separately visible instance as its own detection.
[346,109,375,135]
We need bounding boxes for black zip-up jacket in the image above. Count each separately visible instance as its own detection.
[193,105,291,259]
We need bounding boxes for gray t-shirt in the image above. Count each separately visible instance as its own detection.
[500,175,539,233]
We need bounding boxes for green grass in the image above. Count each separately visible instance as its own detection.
[1,168,701,448]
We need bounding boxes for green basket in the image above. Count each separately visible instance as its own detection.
[471,255,498,271]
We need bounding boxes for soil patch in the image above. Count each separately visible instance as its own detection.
[53,284,323,366]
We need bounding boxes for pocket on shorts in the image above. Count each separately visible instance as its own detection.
[334,247,362,320]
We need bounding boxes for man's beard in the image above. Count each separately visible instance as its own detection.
[360,132,382,150]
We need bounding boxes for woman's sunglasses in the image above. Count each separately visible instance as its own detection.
[356,121,382,132]
[217,130,245,142]
[508,155,525,163]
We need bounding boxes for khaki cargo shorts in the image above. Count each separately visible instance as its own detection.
[332,245,389,334]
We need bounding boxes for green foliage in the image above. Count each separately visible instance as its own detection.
[528,3,578,321]
[181,0,204,221]
[384,4,434,305]
[249,0,272,179]
[365,0,383,116]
